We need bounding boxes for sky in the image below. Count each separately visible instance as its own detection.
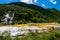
[0,0,60,10]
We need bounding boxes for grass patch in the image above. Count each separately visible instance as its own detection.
[0,30,60,40]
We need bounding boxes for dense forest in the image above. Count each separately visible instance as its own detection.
[0,2,60,24]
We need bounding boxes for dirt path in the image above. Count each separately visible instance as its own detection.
[55,37,60,40]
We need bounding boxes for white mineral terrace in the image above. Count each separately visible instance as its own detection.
[0,26,48,37]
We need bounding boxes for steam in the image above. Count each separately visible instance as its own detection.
[2,11,15,24]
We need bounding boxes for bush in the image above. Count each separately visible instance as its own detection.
[1,30,60,40]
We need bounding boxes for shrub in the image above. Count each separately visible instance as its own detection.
[1,30,60,40]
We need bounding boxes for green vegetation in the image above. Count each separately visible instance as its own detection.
[0,2,60,24]
[0,30,60,40]
[13,30,60,40]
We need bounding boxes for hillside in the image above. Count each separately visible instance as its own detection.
[0,2,60,24]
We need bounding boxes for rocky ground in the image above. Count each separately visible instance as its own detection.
[0,26,48,37]
[0,23,60,37]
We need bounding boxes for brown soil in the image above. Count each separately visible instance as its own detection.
[55,37,60,40]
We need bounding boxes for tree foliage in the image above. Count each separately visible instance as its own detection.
[0,2,60,24]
